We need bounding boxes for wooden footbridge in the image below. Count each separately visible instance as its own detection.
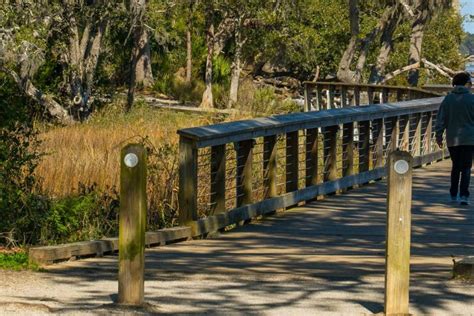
[20,83,473,315]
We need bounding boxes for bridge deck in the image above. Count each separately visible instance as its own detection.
[1,160,473,315]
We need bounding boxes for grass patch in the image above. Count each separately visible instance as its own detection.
[0,250,40,271]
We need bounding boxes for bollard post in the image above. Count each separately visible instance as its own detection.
[118,143,147,305]
[385,151,413,316]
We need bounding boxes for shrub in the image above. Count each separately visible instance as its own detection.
[0,251,39,271]
[40,185,119,245]
[0,124,48,245]
[236,81,301,115]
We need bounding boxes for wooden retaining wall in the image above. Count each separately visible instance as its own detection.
[29,227,192,265]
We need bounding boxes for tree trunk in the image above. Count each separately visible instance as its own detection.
[369,8,401,83]
[134,26,154,88]
[1,65,74,124]
[353,28,379,83]
[127,0,153,111]
[66,15,107,118]
[337,0,359,83]
[186,28,192,83]
[228,17,243,108]
[200,11,215,109]
[185,0,194,83]
[407,2,429,86]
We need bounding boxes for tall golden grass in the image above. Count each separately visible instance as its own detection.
[35,104,215,198]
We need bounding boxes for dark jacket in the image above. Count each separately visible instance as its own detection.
[435,86,474,147]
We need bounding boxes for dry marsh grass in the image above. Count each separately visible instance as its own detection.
[35,103,217,198]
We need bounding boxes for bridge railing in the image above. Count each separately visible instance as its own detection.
[177,97,448,236]
[303,82,443,111]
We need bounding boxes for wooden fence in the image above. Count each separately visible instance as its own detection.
[303,82,443,111]
[178,97,449,235]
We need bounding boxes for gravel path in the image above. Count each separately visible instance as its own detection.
[1,160,473,315]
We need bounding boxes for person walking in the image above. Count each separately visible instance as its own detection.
[435,72,474,206]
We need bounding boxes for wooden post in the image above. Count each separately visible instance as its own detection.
[328,85,335,109]
[373,119,384,168]
[359,121,371,172]
[210,145,226,214]
[396,89,404,102]
[385,150,413,316]
[324,126,338,182]
[178,137,198,224]
[399,115,410,152]
[389,117,400,152]
[286,131,299,192]
[341,86,349,107]
[354,86,361,106]
[236,140,254,207]
[423,112,433,155]
[411,114,422,157]
[119,144,147,306]
[382,88,389,103]
[316,85,323,111]
[343,123,355,177]
[264,135,278,199]
[304,83,311,112]
[368,87,375,104]
[306,128,319,187]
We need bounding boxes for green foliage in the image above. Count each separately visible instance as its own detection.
[237,81,300,115]
[0,251,39,271]
[41,186,119,245]
[171,80,205,104]
[0,124,48,245]
[461,32,474,55]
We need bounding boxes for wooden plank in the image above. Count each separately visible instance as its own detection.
[178,99,443,148]
[28,227,193,265]
[264,135,278,199]
[178,137,198,224]
[286,131,299,193]
[324,126,338,182]
[210,145,226,214]
[359,121,371,172]
[119,144,147,305]
[237,140,254,207]
[413,149,448,167]
[385,151,413,315]
[306,128,319,187]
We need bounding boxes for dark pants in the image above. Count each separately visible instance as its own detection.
[448,146,474,198]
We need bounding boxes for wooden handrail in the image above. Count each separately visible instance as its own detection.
[302,82,442,111]
[178,98,442,148]
[177,97,448,236]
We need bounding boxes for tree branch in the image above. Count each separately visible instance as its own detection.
[0,64,74,124]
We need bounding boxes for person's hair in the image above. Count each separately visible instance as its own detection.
[452,72,472,87]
